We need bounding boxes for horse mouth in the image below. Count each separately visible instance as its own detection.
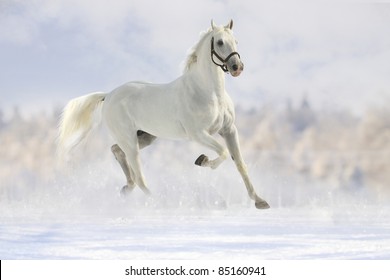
[229,62,244,77]
[231,69,242,77]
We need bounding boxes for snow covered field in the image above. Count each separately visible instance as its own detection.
[2,207,390,260]
[1,144,389,260]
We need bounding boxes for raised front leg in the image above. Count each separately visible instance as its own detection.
[193,131,229,169]
[221,125,270,209]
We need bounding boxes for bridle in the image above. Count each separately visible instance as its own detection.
[210,37,241,73]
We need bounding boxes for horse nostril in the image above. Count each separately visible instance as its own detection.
[232,64,238,71]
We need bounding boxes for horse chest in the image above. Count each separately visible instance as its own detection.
[204,97,234,134]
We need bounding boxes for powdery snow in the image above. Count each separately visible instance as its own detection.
[1,209,390,259]
[1,190,389,259]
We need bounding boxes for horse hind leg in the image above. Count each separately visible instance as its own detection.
[111,131,156,196]
[111,144,136,195]
[112,143,151,195]
[119,139,151,195]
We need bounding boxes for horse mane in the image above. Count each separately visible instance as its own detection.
[183,28,213,73]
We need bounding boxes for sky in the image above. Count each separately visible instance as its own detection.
[1,0,390,117]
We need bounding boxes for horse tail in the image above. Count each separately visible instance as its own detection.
[57,92,107,160]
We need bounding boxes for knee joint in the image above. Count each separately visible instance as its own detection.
[237,162,248,174]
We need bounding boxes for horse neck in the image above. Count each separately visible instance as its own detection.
[189,34,226,94]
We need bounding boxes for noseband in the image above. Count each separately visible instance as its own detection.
[211,37,241,73]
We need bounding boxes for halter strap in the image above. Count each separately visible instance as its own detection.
[210,37,240,73]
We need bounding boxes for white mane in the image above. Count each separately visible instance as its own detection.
[183,28,213,73]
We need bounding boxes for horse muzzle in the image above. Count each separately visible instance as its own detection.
[229,61,244,77]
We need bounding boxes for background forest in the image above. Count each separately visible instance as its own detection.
[1,99,389,209]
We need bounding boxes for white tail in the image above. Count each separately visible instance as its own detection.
[57,92,106,160]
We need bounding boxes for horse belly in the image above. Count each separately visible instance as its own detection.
[137,115,187,140]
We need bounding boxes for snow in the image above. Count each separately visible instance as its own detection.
[1,206,390,259]
[1,148,390,260]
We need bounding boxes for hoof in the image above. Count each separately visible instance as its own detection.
[255,200,270,209]
[195,154,208,166]
[120,185,133,197]
[140,186,152,196]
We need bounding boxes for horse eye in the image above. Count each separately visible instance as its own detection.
[217,39,224,46]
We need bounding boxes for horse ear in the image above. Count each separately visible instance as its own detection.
[211,19,217,30]
[226,19,233,30]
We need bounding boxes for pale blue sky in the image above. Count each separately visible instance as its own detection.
[1,0,390,117]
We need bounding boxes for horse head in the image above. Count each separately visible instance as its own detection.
[210,19,244,77]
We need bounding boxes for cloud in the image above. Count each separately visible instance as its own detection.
[1,0,390,115]
[0,1,39,45]
[229,2,390,112]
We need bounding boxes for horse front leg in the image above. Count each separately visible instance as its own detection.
[193,131,229,169]
[221,125,270,209]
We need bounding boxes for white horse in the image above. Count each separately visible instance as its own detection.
[58,20,270,209]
